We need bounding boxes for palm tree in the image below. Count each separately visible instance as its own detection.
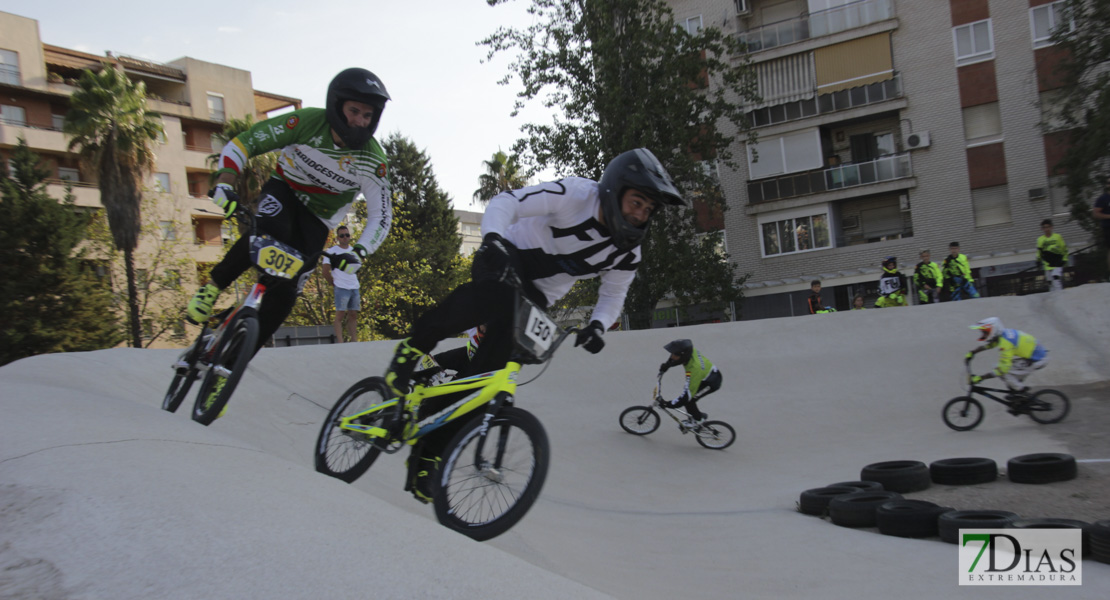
[472,150,529,205]
[65,64,163,348]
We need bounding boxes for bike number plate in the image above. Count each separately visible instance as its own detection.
[524,306,555,352]
[257,245,303,279]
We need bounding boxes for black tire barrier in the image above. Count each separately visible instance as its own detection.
[860,460,931,493]
[828,491,903,528]
[1006,453,1078,484]
[1008,518,1091,557]
[938,510,1019,544]
[799,486,861,516]
[1089,520,1110,565]
[876,500,954,538]
[827,480,884,492]
[929,457,998,486]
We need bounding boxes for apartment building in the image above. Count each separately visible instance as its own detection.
[664,0,1085,319]
[454,209,483,255]
[0,11,300,344]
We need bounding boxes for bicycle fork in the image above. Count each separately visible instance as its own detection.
[471,392,512,480]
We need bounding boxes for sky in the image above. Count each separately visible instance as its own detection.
[2,0,554,212]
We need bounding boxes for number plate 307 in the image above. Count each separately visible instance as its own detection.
[257,246,303,279]
[525,306,555,351]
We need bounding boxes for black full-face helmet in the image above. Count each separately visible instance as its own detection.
[326,68,390,150]
[664,339,694,363]
[597,148,686,251]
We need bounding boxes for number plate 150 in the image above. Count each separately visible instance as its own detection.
[524,306,556,352]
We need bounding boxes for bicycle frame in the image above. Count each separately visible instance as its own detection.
[964,360,1026,408]
[339,287,578,453]
[653,374,700,429]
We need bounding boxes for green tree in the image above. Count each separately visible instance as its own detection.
[84,193,196,347]
[483,0,755,327]
[0,138,121,365]
[64,64,164,347]
[473,149,530,205]
[1049,0,1110,244]
[284,134,470,340]
[207,114,279,220]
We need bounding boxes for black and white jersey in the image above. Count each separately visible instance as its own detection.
[481,177,640,330]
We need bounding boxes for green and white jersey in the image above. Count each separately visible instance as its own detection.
[217,107,391,253]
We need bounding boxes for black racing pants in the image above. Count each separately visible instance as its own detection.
[405,278,547,461]
[208,179,329,354]
[673,370,723,421]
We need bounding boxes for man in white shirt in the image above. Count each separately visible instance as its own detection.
[322,225,362,342]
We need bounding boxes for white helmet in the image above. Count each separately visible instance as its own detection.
[970,317,1003,342]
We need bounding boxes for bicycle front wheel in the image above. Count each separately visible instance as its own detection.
[433,406,549,542]
[163,343,201,413]
[942,396,983,431]
[1028,389,1070,424]
[695,420,736,450]
[619,406,660,435]
[315,376,398,483]
[192,313,259,426]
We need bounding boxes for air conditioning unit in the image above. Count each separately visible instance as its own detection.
[906,131,931,149]
[1028,187,1047,200]
[735,0,751,16]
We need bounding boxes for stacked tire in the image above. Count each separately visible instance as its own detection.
[876,500,953,538]
[1007,453,1077,484]
[860,461,931,493]
[1008,518,1091,557]
[799,486,860,516]
[929,457,997,485]
[938,510,1019,544]
[828,491,903,528]
[1091,521,1110,564]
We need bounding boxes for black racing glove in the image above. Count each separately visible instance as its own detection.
[328,252,360,274]
[471,233,518,283]
[659,362,670,374]
[352,243,369,261]
[575,320,605,354]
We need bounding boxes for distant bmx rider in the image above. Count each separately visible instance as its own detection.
[967,317,1049,395]
[658,339,722,428]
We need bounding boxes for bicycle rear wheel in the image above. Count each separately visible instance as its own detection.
[315,376,399,483]
[695,420,736,450]
[1027,389,1070,424]
[433,406,549,542]
[192,312,258,426]
[619,406,660,435]
[163,338,203,413]
[942,396,983,431]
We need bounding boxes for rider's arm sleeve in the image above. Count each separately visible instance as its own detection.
[356,176,392,254]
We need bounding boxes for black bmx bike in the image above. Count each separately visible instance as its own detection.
[619,373,736,449]
[941,357,1070,431]
[162,210,325,425]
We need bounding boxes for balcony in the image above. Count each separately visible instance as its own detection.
[46,179,101,208]
[749,73,902,129]
[737,0,895,54]
[0,118,68,151]
[748,152,912,203]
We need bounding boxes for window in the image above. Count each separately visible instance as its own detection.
[153,172,171,192]
[165,269,181,287]
[758,208,832,257]
[51,114,65,131]
[0,104,27,126]
[971,185,1011,227]
[1047,175,1070,216]
[963,102,1002,141]
[748,128,823,180]
[57,167,80,182]
[681,15,703,35]
[142,319,154,340]
[211,133,224,152]
[207,93,225,121]
[1031,1,1074,48]
[0,49,19,86]
[954,19,993,66]
[159,220,177,241]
